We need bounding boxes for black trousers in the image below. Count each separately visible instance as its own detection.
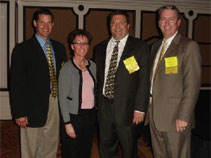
[61,109,97,158]
[99,97,138,158]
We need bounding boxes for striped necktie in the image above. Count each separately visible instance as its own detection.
[46,42,58,98]
[153,40,167,80]
[104,40,120,99]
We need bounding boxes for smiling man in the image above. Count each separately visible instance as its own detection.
[94,10,150,158]
[145,5,201,158]
[10,8,66,158]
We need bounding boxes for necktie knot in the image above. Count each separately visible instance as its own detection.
[115,40,120,45]
[113,41,120,52]
[162,39,167,48]
[45,42,51,50]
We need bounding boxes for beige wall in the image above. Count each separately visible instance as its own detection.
[24,7,77,59]
[24,7,210,86]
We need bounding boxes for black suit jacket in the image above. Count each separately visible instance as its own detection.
[94,36,150,125]
[10,36,66,127]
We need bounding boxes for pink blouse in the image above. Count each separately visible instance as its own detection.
[81,70,94,109]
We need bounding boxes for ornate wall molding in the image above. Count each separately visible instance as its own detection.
[16,0,210,41]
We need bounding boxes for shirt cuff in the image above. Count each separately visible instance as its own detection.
[134,110,145,114]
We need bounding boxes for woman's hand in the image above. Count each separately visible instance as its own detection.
[65,123,77,138]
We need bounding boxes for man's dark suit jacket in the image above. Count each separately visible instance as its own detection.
[10,36,66,127]
[94,36,150,126]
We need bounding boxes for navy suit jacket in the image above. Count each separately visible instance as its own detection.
[10,36,66,127]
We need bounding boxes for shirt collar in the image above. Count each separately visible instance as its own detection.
[111,34,129,46]
[35,34,50,48]
[164,31,178,44]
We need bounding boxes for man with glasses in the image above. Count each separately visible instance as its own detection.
[94,10,150,158]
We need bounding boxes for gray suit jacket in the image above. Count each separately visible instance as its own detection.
[146,33,201,131]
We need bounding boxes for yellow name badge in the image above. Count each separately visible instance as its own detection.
[123,56,140,74]
[164,56,178,74]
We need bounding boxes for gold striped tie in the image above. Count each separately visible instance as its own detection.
[105,41,120,99]
[46,42,58,98]
[153,40,167,79]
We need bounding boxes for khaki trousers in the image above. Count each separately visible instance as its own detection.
[20,96,59,158]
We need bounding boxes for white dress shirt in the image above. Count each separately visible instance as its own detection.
[102,35,144,114]
[103,34,129,95]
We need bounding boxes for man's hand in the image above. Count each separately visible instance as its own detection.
[65,123,77,138]
[176,119,188,132]
[132,111,145,125]
[15,117,28,128]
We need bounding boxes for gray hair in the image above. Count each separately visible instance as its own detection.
[158,5,181,19]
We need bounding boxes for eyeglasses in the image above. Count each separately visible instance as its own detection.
[72,41,89,46]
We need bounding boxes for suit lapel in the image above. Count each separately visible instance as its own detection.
[32,37,49,69]
[155,33,182,77]
[116,36,133,74]
[51,40,60,75]
[120,36,133,60]
[163,33,181,58]
[150,39,162,80]
[101,40,109,80]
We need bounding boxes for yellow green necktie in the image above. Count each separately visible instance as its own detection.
[46,42,58,98]
[153,40,167,79]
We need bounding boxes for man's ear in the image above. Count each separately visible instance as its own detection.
[33,20,37,28]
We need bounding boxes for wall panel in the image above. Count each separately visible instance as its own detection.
[0,2,9,90]
[193,14,211,87]
[141,11,188,45]
[85,9,135,58]
[24,7,77,59]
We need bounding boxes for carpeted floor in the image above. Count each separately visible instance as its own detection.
[0,120,153,158]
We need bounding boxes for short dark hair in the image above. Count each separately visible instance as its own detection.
[32,8,54,22]
[108,10,129,24]
[158,5,181,20]
[67,29,92,45]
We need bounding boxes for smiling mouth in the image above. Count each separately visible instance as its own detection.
[115,30,122,33]
[43,30,49,32]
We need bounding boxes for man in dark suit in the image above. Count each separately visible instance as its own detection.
[10,8,66,158]
[94,10,150,158]
[145,5,201,157]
